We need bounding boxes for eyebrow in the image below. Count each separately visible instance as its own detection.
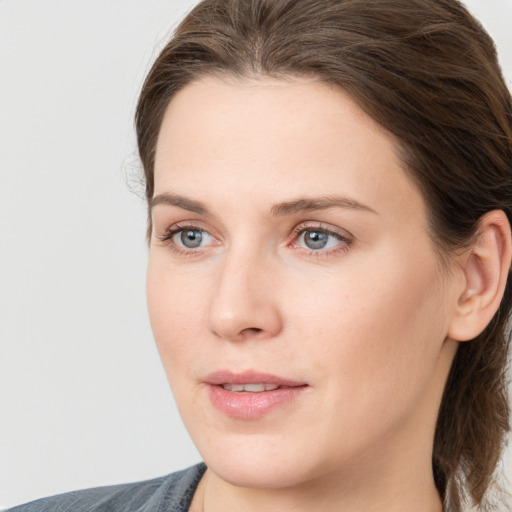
[270,195,377,216]
[149,193,210,215]
[149,192,377,216]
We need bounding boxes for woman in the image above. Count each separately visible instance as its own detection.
[9,0,512,510]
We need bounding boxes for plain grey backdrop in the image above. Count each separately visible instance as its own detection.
[1,0,511,508]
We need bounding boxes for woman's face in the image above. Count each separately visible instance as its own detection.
[147,76,460,489]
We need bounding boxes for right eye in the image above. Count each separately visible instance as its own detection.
[175,228,207,248]
[158,224,218,254]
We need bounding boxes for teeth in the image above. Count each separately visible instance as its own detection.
[222,383,280,392]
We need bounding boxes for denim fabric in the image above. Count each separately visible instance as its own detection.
[7,463,207,512]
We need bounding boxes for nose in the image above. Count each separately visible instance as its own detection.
[207,249,283,342]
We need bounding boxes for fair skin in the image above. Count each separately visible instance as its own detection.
[146,75,511,512]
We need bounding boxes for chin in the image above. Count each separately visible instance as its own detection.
[206,455,317,489]
[192,428,332,490]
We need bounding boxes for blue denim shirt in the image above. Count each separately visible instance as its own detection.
[7,463,206,512]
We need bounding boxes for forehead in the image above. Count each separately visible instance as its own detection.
[155,75,386,167]
[153,75,426,223]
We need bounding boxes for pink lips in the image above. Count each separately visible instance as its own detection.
[205,370,308,419]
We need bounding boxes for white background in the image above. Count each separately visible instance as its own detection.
[1,0,511,508]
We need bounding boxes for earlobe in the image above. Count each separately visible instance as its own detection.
[448,210,512,342]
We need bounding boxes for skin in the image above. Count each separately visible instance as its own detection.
[146,75,504,512]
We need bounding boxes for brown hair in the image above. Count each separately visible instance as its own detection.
[135,0,512,509]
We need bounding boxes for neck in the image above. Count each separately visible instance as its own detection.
[191,453,443,512]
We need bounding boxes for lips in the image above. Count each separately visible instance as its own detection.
[204,370,308,419]
[205,370,305,387]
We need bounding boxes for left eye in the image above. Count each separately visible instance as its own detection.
[296,229,344,251]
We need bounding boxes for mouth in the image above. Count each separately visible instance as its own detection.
[205,370,306,387]
[205,370,308,419]
[221,383,282,392]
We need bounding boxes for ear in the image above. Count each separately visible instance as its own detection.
[448,210,512,342]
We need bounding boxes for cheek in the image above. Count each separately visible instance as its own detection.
[146,257,206,377]
[288,253,448,414]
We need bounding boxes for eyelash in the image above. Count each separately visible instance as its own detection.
[157,222,214,256]
[157,222,353,258]
[290,223,353,257]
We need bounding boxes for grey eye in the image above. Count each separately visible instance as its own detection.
[179,229,204,248]
[303,230,328,250]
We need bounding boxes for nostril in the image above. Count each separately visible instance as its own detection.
[207,297,282,341]
[242,327,263,335]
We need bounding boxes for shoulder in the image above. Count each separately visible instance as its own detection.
[7,463,207,512]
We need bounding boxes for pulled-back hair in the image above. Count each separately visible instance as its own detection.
[135,0,512,509]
